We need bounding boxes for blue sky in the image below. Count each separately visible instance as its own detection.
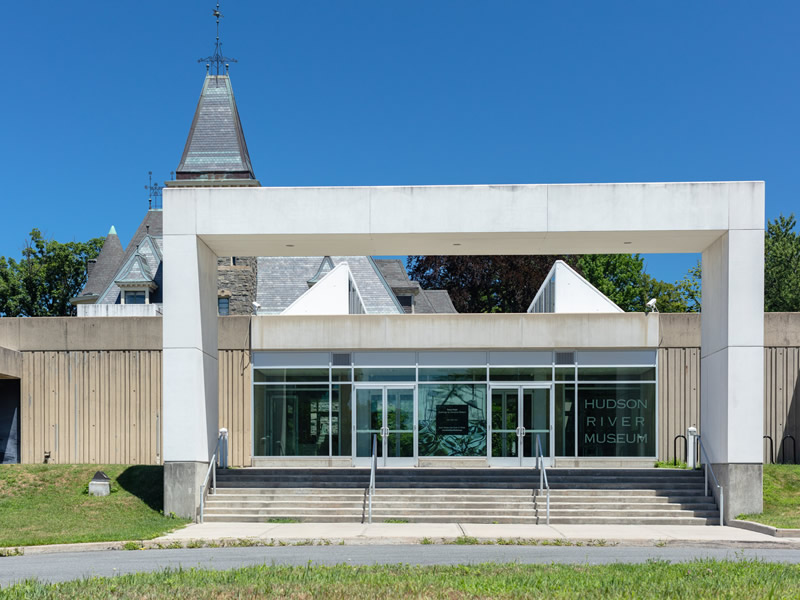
[2,1,798,284]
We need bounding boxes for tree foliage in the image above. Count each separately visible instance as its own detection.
[406,255,580,313]
[765,214,800,312]
[0,229,104,317]
[577,254,687,313]
[669,214,800,313]
[407,253,688,313]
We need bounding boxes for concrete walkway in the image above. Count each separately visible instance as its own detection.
[156,522,798,547]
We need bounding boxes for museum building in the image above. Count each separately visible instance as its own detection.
[0,63,796,524]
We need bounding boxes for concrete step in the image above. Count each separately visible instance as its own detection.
[202,514,717,525]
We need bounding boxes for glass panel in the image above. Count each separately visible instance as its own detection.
[353,352,416,366]
[354,368,415,382]
[386,432,414,458]
[252,352,330,368]
[489,367,551,382]
[578,383,657,457]
[522,388,550,459]
[491,388,519,458]
[578,367,656,381]
[386,388,414,432]
[554,367,575,382]
[252,385,330,456]
[385,388,414,459]
[489,351,552,366]
[331,385,352,456]
[554,384,576,457]
[331,368,352,382]
[419,367,486,382]
[418,351,487,366]
[576,350,657,366]
[418,384,487,457]
[355,388,383,458]
[254,368,329,383]
[125,291,145,304]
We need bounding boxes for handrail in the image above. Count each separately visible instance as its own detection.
[763,435,774,465]
[673,434,687,466]
[368,433,378,524]
[198,429,228,523]
[696,436,724,526]
[781,435,796,465]
[534,434,550,526]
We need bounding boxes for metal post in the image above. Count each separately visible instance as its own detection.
[687,426,698,469]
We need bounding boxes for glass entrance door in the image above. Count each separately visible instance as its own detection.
[354,386,415,466]
[489,385,552,466]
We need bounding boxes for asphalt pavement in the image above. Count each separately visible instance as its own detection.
[3,544,800,587]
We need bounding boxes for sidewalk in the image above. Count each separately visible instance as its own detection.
[155,522,800,547]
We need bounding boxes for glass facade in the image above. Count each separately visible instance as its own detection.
[251,350,657,461]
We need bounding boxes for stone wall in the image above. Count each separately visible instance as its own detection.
[217,257,257,316]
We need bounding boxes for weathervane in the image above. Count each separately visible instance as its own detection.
[145,171,166,210]
[198,2,237,76]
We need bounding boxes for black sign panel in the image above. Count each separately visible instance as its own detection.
[436,405,469,435]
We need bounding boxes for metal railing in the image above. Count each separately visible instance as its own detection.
[367,434,378,524]
[534,434,550,525]
[198,428,228,523]
[696,436,724,526]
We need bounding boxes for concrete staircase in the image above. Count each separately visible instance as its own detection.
[205,468,720,525]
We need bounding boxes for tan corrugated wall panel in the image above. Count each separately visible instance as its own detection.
[19,351,163,465]
[764,347,800,464]
[658,348,700,463]
[218,350,252,467]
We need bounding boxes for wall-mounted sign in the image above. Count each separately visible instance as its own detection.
[436,404,469,435]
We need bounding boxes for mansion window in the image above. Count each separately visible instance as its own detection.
[124,291,146,304]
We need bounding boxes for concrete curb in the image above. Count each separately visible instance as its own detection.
[3,535,800,555]
[730,520,800,538]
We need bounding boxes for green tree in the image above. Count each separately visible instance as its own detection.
[0,229,104,317]
[672,214,800,313]
[676,260,702,313]
[406,255,580,313]
[765,214,800,312]
[577,254,687,313]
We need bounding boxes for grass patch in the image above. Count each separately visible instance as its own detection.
[3,561,800,598]
[266,518,300,523]
[655,460,688,469]
[383,519,409,524]
[0,464,188,547]
[738,464,800,529]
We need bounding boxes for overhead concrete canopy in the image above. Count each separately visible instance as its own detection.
[162,180,765,522]
[164,182,762,257]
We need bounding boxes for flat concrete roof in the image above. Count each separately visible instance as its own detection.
[165,181,764,257]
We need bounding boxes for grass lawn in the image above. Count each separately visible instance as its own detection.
[2,561,800,599]
[738,464,800,529]
[0,464,188,547]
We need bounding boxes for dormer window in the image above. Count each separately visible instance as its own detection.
[125,291,147,305]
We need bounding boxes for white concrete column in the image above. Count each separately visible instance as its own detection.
[701,212,764,518]
[162,225,219,518]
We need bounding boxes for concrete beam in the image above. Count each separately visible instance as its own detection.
[250,313,660,351]
[0,346,21,379]
[165,182,762,257]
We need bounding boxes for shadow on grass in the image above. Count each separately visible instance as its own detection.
[116,465,163,513]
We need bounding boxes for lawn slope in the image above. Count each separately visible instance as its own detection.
[739,464,800,528]
[0,464,187,547]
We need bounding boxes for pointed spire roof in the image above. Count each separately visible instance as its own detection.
[176,74,257,182]
[76,226,125,299]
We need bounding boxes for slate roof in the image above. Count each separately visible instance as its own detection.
[97,211,164,304]
[115,252,154,285]
[417,290,458,314]
[374,259,458,313]
[176,75,255,179]
[78,227,124,298]
[257,256,403,315]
